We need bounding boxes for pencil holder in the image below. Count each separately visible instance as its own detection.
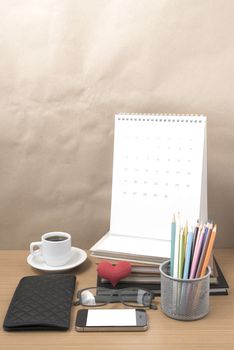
[159,260,211,321]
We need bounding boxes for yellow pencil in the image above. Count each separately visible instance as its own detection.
[183,221,188,263]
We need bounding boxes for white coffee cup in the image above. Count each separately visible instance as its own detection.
[30,232,72,267]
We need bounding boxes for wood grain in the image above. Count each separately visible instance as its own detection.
[0,249,233,350]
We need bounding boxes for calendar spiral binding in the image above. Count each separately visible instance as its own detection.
[116,113,205,123]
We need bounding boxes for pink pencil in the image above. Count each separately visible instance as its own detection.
[189,225,205,279]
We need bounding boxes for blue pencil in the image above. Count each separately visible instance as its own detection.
[183,229,193,279]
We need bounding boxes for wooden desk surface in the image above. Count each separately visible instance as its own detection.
[0,249,233,350]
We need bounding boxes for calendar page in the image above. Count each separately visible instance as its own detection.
[110,114,207,241]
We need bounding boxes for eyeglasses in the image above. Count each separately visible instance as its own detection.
[74,287,157,309]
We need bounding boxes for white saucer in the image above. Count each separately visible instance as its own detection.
[27,247,87,272]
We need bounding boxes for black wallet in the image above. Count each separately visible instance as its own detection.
[3,274,76,331]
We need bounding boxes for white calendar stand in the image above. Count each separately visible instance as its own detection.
[90,114,207,263]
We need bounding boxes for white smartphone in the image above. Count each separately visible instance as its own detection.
[75,309,148,332]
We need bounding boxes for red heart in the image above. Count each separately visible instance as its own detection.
[97,261,132,287]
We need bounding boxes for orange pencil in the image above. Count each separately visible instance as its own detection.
[199,225,217,277]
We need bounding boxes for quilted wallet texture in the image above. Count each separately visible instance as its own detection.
[3,274,76,331]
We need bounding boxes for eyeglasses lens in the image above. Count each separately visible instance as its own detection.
[120,289,152,307]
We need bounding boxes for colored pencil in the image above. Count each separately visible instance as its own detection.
[192,221,199,256]
[195,223,213,278]
[200,225,217,277]
[169,216,217,280]
[183,221,188,250]
[170,214,176,276]
[178,227,185,279]
[189,225,205,279]
[183,229,193,279]
[173,213,180,278]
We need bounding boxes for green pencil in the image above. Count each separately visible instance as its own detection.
[178,227,184,279]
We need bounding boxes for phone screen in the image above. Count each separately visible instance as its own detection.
[86,309,137,327]
[76,309,148,331]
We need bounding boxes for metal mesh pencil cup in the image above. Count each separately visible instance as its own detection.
[160,260,211,321]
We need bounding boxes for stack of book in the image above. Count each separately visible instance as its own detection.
[96,256,229,296]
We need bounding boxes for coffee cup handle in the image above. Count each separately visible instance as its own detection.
[30,242,42,255]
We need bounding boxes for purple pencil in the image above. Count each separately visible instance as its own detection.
[189,225,205,279]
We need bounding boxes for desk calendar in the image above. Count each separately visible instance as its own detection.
[91,114,207,263]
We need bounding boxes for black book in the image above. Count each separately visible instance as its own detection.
[96,256,228,296]
[209,256,229,295]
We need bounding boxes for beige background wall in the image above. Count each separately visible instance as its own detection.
[0,0,234,249]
